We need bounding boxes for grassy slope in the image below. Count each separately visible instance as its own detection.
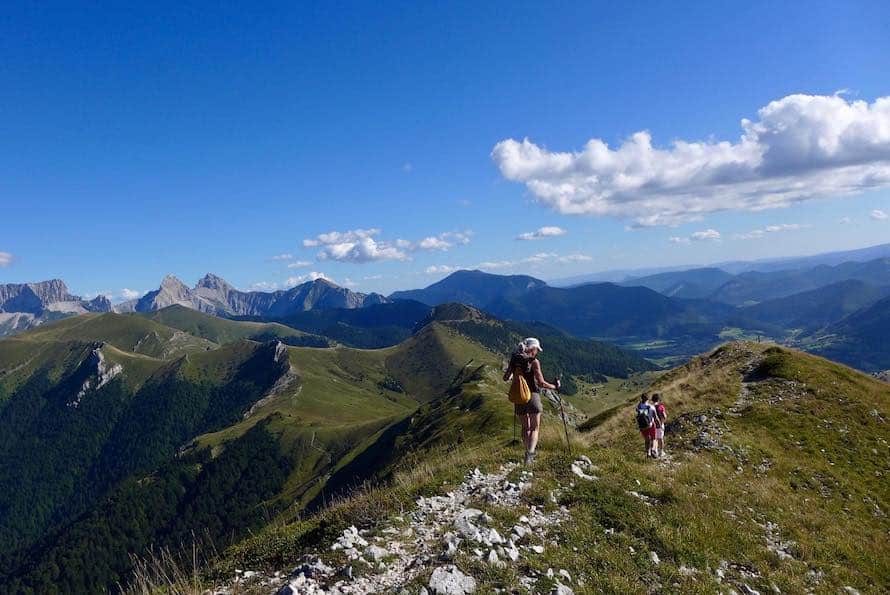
[202,342,888,595]
[144,305,329,346]
[10,312,215,358]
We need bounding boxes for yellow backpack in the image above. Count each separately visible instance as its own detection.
[508,365,532,405]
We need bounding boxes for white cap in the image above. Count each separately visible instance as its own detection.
[521,337,543,352]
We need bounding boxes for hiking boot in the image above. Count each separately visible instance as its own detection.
[524,451,537,466]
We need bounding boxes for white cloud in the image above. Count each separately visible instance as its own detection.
[492,93,890,226]
[303,228,472,263]
[363,274,383,280]
[342,277,358,288]
[735,222,809,240]
[690,229,721,241]
[458,199,472,207]
[469,252,593,272]
[286,272,332,286]
[402,162,413,173]
[557,253,593,263]
[838,216,852,224]
[0,252,12,267]
[516,226,568,241]
[417,236,452,251]
[871,209,888,220]
[120,288,142,300]
[269,253,294,261]
[425,265,459,274]
[669,229,721,244]
[286,260,313,269]
[248,281,279,291]
[303,228,380,248]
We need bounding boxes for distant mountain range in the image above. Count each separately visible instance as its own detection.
[550,241,890,286]
[3,242,890,370]
[1,274,388,337]
[116,273,388,316]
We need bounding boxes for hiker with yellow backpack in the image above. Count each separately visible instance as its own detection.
[504,338,560,465]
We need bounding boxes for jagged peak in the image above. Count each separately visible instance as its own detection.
[195,273,233,290]
[159,274,189,290]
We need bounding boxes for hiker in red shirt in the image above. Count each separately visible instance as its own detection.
[652,393,667,458]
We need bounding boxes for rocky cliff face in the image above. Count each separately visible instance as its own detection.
[0,280,112,336]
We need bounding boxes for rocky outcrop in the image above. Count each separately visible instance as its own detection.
[69,343,123,408]
[215,463,576,594]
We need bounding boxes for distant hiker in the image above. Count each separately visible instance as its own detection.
[652,393,667,458]
[504,337,560,465]
[635,393,657,458]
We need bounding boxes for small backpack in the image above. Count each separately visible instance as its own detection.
[508,365,532,405]
[636,403,653,429]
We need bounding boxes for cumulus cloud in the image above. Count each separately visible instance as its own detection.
[516,226,568,241]
[734,223,809,240]
[286,272,332,286]
[0,252,12,267]
[287,260,313,269]
[492,93,890,226]
[303,229,472,263]
[871,209,888,220]
[120,288,142,300]
[838,216,852,224]
[269,253,294,261]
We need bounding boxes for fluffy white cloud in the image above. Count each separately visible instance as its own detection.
[286,272,332,286]
[516,226,568,241]
[735,223,809,240]
[492,93,890,226]
[120,288,142,300]
[286,260,313,268]
[303,229,472,263]
[269,253,294,261]
[839,216,852,224]
[0,252,12,267]
[691,229,721,241]
[871,209,888,220]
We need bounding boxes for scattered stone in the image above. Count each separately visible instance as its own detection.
[364,544,389,562]
[428,565,477,594]
[649,551,660,565]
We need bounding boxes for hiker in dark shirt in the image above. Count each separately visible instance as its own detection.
[503,337,559,465]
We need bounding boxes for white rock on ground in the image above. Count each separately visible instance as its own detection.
[428,565,477,594]
[221,462,569,594]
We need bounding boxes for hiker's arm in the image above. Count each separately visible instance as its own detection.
[532,360,557,390]
[503,367,512,382]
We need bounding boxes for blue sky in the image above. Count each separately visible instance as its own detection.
[1,1,889,299]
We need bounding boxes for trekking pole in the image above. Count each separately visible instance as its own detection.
[555,375,571,451]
